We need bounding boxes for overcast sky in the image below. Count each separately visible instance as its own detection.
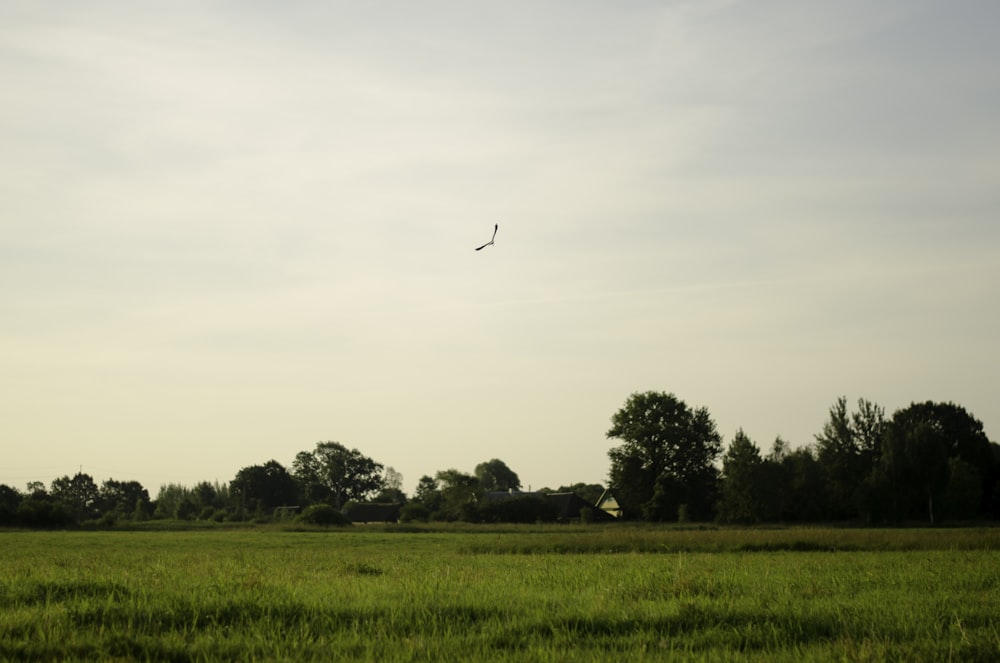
[3,0,998,495]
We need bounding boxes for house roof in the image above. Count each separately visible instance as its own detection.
[480,490,614,522]
[595,489,622,518]
[546,492,615,521]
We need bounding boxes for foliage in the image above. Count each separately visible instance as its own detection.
[3,396,996,529]
[0,484,20,525]
[50,473,100,521]
[231,460,299,516]
[412,475,442,511]
[98,479,151,520]
[814,397,885,519]
[607,391,722,521]
[295,504,352,527]
[879,401,994,523]
[292,441,384,508]
[14,493,76,528]
[399,503,432,523]
[717,429,765,524]
[474,459,521,491]
[373,466,407,503]
[433,469,481,521]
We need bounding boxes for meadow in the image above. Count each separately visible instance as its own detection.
[1,525,998,662]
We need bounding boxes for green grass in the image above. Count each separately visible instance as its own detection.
[1,526,998,661]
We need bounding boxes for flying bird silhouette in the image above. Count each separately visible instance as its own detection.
[475,224,498,251]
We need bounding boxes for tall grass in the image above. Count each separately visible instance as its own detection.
[1,527,998,661]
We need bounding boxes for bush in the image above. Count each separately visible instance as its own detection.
[16,499,76,528]
[295,504,352,527]
[175,500,199,521]
[399,503,431,523]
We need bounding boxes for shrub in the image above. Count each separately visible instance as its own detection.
[295,504,352,527]
[400,503,431,523]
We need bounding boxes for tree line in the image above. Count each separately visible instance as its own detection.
[609,392,999,524]
[0,442,599,527]
[2,391,996,527]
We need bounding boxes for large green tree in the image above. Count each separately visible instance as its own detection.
[0,484,21,525]
[231,460,300,516]
[412,475,442,511]
[606,391,722,521]
[474,459,521,492]
[50,473,100,521]
[880,401,993,523]
[292,441,384,508]
[372,466,407,503]
[814,396,885,519]
[98,479,150,520]
[717,429,764,524]
[433,469,480,521]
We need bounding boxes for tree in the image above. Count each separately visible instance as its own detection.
[231,460,300,517]
[758,437,791,522]
[717,429,764,524]
[154,484,191,519]
[296,504,351,527]
[780,446,826,522]
[474,459,521,492]
[373,466,407,503]
[434,469,480,521]
[50,473,100,521]
[881,401,993,523]
[98,480,150,520]
[814,397,885,520]
[0,484,21,526]
[412,475,442,511]
[292,441,384,508]
[606,391,722,521]
[942,458,983,520]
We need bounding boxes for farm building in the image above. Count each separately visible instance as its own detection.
[481,490,614,523]
[595,489,622,519]
[545,492,615,522]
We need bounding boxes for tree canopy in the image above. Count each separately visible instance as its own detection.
[2,394,996,528]
[292,442,384,508]
[475,459,521,492]
[607,391,722,520]
[231,460,299,515]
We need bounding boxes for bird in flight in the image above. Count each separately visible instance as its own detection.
[475,224,498,251]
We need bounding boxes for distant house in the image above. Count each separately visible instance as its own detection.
[595,489,622,519]
[545,492,615,522]
[342,502,402,524]
[480,490,614,523]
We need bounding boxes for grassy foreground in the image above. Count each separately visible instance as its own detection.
[1,525,998,661]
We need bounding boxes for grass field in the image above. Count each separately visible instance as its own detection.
[1,525,998,661]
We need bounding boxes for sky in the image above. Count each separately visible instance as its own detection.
[2,0,998,497]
